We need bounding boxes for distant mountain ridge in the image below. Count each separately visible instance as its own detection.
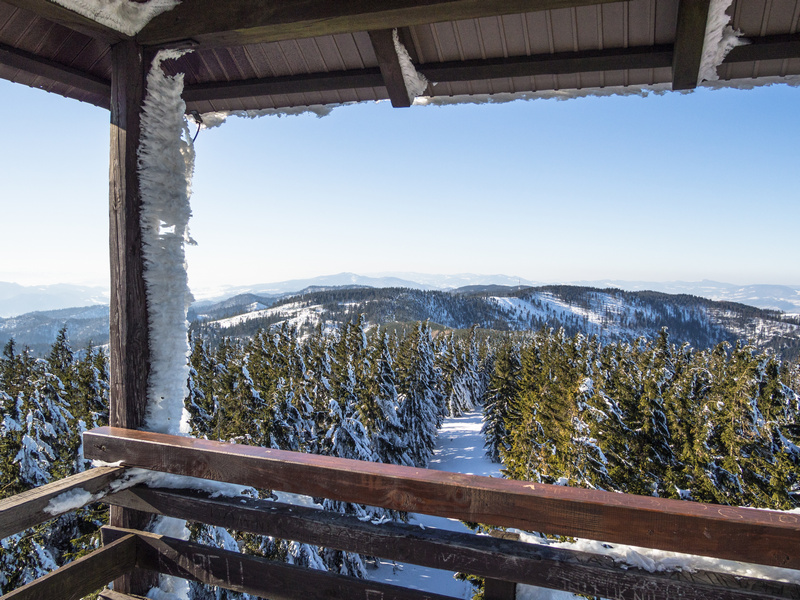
[4,284,799,358]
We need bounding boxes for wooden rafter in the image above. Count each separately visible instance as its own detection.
[419,44,673,82]
[137,0,627,48]
[724,33,800,64]
[3,0,124,43]
[369,28,413,108]
[0,41,110,107]
[183,45,673,108]
[672,0,712,90]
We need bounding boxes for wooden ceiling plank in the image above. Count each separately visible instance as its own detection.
[420,44,673,81]
[183,67,384,103]
[137,0,627,49]
[368,28,412,107]
[3,0,124,44]
[0,40,110,104]
[182,44,671,106]
[671,0,711,90]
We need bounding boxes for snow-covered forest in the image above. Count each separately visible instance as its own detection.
[1,321,799,598]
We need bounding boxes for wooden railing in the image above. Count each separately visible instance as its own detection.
[1,426,799,600]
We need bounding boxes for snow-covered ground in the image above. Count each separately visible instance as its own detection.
[369,410,501,598]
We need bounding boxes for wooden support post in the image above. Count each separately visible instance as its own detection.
[108,38,156,596]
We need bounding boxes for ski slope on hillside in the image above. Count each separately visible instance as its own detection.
[369,411,800,600]
[370,411,500,598]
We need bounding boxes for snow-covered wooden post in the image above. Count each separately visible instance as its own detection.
[108,38,158,595]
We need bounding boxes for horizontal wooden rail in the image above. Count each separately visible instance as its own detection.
[0,466,126,539]
[102,526,459,600]
[84,427,800,570]
[0,533,137,600]
[107,486,800,600]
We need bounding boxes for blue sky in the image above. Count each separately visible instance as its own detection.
[1,78,798,292]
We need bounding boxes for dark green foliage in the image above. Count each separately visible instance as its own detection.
[489,327,800,509]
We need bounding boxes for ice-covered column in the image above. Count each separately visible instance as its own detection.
[138,50,195,437]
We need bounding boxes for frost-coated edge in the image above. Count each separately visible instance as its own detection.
[49,0,180,37]
[138,49,194,438]
[697,0,747,84]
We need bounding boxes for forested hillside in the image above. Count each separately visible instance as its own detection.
[1,320,798,597]
[4,285,799,360]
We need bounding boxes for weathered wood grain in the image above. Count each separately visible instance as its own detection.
[108,40,157,596]
[0,534,137,600]
[105,487,800,600]
[102,526,460,600]
[137,0,626,48]
[0,466,125,539]
[84,427,800,570]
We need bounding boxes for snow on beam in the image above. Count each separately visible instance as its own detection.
[0,466,125,539]
[3,0,124,43]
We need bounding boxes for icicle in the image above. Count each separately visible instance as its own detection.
[392,28,429,102]
[697,0,747,84]
[138,49,195,438]
[49,0,180,36]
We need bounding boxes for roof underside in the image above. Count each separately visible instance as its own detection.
[1,0,799,113]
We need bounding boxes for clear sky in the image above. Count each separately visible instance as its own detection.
[1,77,798,294]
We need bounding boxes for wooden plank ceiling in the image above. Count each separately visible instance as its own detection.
[1,0,799,113]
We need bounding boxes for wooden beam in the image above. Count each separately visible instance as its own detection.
[724,33,800,63]
[0,42,110,107]
[102,527,460,600]
[0,534,138,600]
[2,0,124,44]
[183,68,384,103]
[137,0,626,49]
[0,466,125,539]
[108,39,156,596]
[84,427,800,570]
[105,487,800,600]
[369,29,413,108]
[419,45,673,82]
[672,0,712,90]
[182,45,672,109]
